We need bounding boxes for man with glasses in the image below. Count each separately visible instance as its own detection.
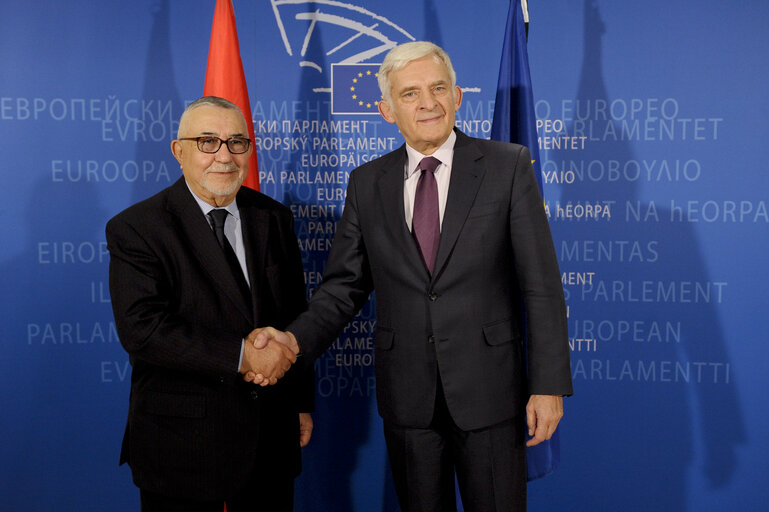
[106,96,313,511]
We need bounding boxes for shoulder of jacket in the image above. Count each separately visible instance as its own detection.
[237,186,293,219]
[350,144,405,178]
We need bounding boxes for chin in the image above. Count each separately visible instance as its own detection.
[203,176,243,197]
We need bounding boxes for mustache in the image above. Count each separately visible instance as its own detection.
[204,163,240,174]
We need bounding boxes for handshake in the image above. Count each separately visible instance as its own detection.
[239,327,300,386]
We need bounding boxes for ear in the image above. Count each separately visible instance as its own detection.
[378,100,396,124]
[453,85,463,111]
[171,140,183,166]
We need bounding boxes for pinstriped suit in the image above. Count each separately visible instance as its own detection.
[107,177,312,501]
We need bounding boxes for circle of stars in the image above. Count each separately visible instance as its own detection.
[350,69,381,110]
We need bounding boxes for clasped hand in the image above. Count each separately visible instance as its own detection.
[239,328,297,386]
[240,327,299,386]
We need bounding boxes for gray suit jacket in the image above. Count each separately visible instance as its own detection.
[290,130,571,431]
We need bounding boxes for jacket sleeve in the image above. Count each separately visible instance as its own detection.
[507,145,573,396]
[287,170,375,362]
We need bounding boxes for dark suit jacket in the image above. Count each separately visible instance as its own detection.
[290,130,572,431]
[106,177,312,500]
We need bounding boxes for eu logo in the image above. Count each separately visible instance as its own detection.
[331,64,382,115]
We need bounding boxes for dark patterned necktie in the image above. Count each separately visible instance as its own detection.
[208,209,252,308]
[412,156,442,274]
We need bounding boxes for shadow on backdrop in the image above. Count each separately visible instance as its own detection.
[283,11,381,512]
[0,176,122,510]
[131,0,183,205]
[540,2,745,509]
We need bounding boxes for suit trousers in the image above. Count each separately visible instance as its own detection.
[383,378,527,512]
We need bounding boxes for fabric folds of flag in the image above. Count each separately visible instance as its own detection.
[203,0,259,190]
[490,0,560,480]
[491,0,543,193]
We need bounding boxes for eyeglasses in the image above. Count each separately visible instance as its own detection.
[178,136,251,154]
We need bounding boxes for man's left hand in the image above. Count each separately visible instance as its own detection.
[525,394,564,447]
[299,413,313,447]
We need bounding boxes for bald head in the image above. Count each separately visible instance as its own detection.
[177,96,246,138]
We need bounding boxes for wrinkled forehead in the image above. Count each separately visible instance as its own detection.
[390,55,453,91]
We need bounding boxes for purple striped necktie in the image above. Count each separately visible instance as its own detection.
[412,156,441,274]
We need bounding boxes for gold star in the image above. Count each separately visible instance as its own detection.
[359,101,364,106]
[353,78,358,83]
[358,72,363,77]
[350,86,355,91]
[352,94,357,99]
[366,70,372,75]
[366,103,372,108]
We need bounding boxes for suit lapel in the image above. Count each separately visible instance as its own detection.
[433,132,485,279]
[238,191,269,322]
[165,178,253,323]
[376,148,428,275]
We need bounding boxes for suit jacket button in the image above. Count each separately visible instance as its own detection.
[428,292,437,301]
[250,390,259,400]
[428,335,435,344]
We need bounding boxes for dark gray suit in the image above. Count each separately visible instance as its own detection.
[106,177,312,502]
[291,130,572,430]
[288,129,571,509]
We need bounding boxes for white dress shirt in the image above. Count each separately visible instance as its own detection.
[403,130,456,232]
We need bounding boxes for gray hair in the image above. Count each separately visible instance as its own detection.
[177,96,245,137]
[377,42,457,103]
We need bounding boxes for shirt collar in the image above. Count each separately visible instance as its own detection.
[185,180,241,221]
[405,130,457,179]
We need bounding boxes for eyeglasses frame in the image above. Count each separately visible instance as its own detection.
[177,136,252,154]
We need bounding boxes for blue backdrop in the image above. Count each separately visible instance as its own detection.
[1,1,767,510]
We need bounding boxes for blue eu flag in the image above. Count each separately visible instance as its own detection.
[331,63,382,115]
[491,0,543,193]
[490,0,561,481]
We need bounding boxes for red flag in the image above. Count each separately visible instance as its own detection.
[204,0,259,190]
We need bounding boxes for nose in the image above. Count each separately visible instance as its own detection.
[419,91,438,109]
[214,142,234,162]
[420,92,440,111]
